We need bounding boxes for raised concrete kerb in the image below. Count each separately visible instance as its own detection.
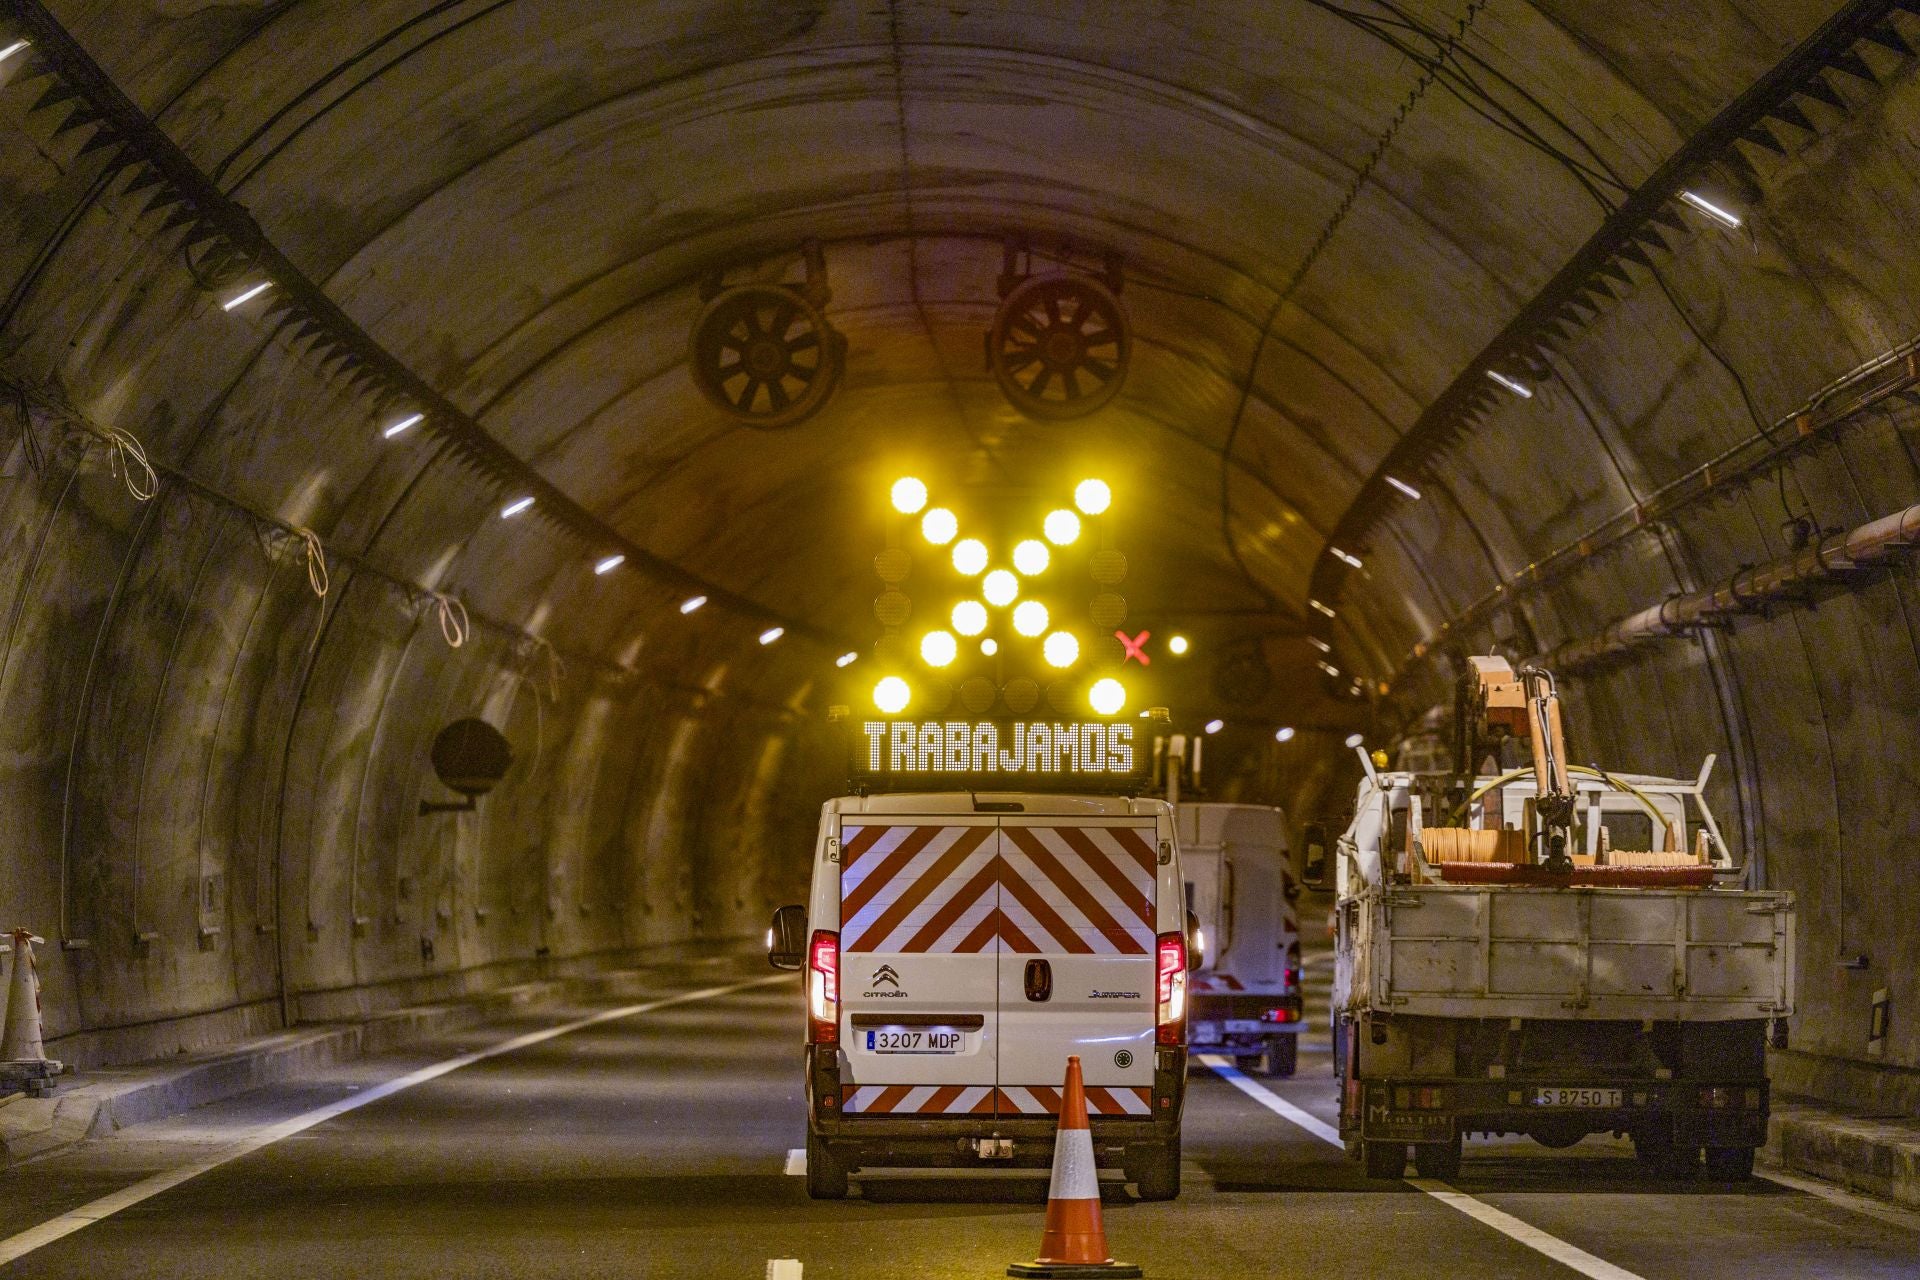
[1767,1105,1920,1210]
[0,956,777,1170]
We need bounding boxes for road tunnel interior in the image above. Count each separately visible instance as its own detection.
[0,1,1916,1119]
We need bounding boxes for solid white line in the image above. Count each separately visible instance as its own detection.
[1199,1056,1651,1280]
[766,1260,803,1279]
[785,1148,807,1176]
[0,975,789,1267]
[1757,1164,1920,1233]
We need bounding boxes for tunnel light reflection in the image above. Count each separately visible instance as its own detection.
[1679,190,1742,229]
[1486,369,1533,399]
[1275,727,1296,743]
[1309,598,1336,618]
[221,281,272,311]
[836,652,859,668]
[759,627,784,646]
[680,596,707,614]
[1205,719,1224,734]
[1308,637,1331,653]
[594,554,625,575]
[0,40,30,66]
[1385,475,1422,500]
[1330,546,1363,569]
[1317,660,1341,678]
[382,412,425,439]
[500,496,535,518]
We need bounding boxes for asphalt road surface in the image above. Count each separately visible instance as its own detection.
[3,951,1916,1279]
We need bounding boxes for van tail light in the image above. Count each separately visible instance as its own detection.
[807,930,840,1045]
[1263,1006,1299,1024]
[1156,931,1187,1046]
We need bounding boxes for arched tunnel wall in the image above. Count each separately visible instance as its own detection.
[0,0,1914,1123]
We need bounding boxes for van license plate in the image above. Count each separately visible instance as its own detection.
[866,1028,965,1054]
[1531,1087,1622,1108]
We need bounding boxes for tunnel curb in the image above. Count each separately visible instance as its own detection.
[1764,1101,1920,1210]
[0,947,761,1169]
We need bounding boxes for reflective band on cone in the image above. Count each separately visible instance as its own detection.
[1007,1055,1142,1279]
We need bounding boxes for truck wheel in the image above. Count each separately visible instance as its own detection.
[1262,1036,1298,1077]
[1234,1053,1264,1072]
[1363,1140,1407,1180]
[1132,1137,1182,1201]
[1704,1146,1755,1181]
[1412,1136,1462,1179]
[805,1129,849,1200]
[1635,1131,1697,1179]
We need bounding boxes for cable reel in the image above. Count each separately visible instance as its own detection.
[688,242,846,430]
[986,242,1131,421]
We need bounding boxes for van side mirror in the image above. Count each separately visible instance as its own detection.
[1301,822,1331,891]
[768,905,807,970]
[1185,909,1204,971]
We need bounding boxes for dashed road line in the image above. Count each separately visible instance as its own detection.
[766,1259,803,1279]
[1200,1055,1651,1280]
[0,975,791,1269]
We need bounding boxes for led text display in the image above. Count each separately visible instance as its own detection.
[857,720,1138,777]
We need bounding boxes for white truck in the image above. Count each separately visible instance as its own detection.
[1176,802,1305,1075]
[770,783,1193,1201]
[1312,659,1795,1182]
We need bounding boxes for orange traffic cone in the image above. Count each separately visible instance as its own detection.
[2,930,61,1098]
[1007,1056,1142,1279]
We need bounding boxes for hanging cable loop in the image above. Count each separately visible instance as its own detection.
[432,592,470,649]
[294,527,329,599]
[101,425,159,501]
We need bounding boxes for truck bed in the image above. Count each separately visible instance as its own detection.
[1346,884,1794,1022]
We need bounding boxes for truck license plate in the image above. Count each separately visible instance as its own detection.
[866,1028,965,1054]
[1531,1087,1622,1108]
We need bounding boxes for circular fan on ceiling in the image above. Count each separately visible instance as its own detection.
[689,284,845,429]
[988,274,1131,421]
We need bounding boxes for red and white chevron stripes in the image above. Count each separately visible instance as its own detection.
[840,1084,1152,1116]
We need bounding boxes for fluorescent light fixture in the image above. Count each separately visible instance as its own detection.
[1308,637,1331,653]
[593,554,625,575]
[1679,190,1741,229]
[1309,598,1336,618]
[1385,474,1422,500]
[836,651,859,668]
[0,40,31,66]
[1275,726,1296,743]
[1344,732,1365,749]
[1317,660,1341,678]
[679,595,707,614]
[500,496,535,518]
[222,281,272,311]
[382,412,425,439]
[1204,719,1224,735]
[1330,546,1363,569]
[759,627,785,646]
[1486,368,1533,398]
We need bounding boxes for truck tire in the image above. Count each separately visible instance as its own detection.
[1704,1146,1755,1181]
[1363,1140,1407,1180]
[1132,1137,1182,1201]
[1234,1053,1263,1072]
[1413,1135,1462,1180]
[805,1129,849,1200]
[1262,1036,1298,1077]
[1634,1131,1697,1179]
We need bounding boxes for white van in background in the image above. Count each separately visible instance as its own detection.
[770,790,1192,1201]
[1177,802,1305,1075]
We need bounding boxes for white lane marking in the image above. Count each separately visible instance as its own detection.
[767,1260,803,1279]
[1199,1055,1651,1280]
[1758,1164,1920,1233]
[785,1148,807,1176]
[0,975,790,1267]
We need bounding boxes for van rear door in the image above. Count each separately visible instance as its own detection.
[995,817,1159,1117]
[836,816,1000,1116]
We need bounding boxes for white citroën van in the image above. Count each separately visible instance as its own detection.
[768,718,1192,1201]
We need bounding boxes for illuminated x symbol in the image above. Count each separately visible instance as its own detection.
[1117,630,1151,666]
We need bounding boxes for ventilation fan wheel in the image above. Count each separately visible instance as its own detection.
[988,274,1130,421]
[689,284,844,429]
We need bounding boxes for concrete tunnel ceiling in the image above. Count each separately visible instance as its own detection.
[2,0,1920,1108]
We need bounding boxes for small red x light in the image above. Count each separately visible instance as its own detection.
[1117,630,1151,665]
